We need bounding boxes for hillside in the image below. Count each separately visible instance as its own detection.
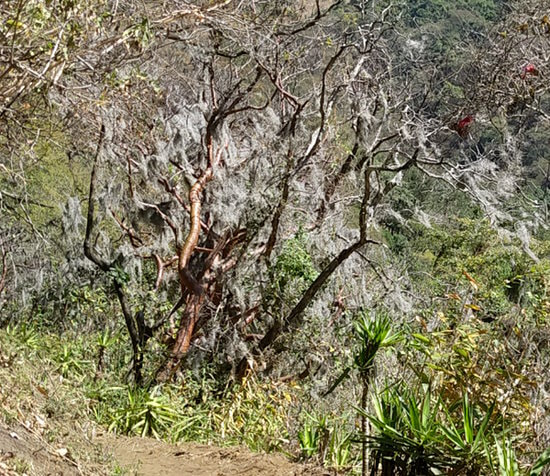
[1,0,549,474]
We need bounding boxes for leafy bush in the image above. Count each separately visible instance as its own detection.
[365,384,550,475]
[298,412,353,470]
[108,386,180,439]
[264,230,318,314]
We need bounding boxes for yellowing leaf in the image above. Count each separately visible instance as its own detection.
[462,270,479,290]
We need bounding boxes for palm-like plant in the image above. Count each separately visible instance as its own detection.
[323,312,401,475]
[354,313,403,375]
[354,312,402,476]
[364,387,501,475]
[109,386,180,439]
[440,393,495,474]
[364,385,448,475]
[298,413,324,458]
[95,329,117,375]
[56,343,89,378]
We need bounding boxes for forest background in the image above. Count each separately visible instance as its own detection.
[1,0,550,474]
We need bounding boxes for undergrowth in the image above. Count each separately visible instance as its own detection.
[0,324,344,471]
[2,259,549,476]
[0,326,112,475]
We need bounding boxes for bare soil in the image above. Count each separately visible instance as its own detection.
[0,421,79,475]
[0,422,331,476]
[0,336,332,476]
[110,435,332,476]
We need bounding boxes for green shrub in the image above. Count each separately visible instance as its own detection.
[108,386,180,439]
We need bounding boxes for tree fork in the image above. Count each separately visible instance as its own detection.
[172,140,223,356]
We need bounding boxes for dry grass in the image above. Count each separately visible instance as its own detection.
[0,330,113,475]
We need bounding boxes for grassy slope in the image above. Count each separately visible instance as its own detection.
[0,329,113,475]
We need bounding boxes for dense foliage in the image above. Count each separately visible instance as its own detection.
[1,0,549,474]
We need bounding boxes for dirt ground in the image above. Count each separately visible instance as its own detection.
[0,336,333,476]
[0,422,80,476]
[111,435,332,476]
[0,421,332,476]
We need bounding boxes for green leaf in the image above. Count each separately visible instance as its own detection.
[463,393,474,444]
[441,424,465,449]
[421,390,432,429]
[453,346,469,359]
[412,333,431,344]
[530,447,550,476]
[473,401,495,450]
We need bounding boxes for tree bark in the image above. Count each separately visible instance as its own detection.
[83,123,143,384]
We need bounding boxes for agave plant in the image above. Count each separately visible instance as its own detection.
[326,426,353,470]
[56,342,90,378]
[298,412,353,469]
[439,392,495,474]
[95,329,117,375]
[364,386,504,475]
[7,323,40,350]
[323,311,402,475]
[363,385,448,475]
[298,413,323,458]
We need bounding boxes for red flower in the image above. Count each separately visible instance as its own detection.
[456,115,474,138]
[520,63,538,79]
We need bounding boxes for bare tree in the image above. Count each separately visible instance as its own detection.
[3,0,549,387]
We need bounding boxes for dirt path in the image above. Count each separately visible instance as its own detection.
[0,419,331,476]
[111,436,331,476]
